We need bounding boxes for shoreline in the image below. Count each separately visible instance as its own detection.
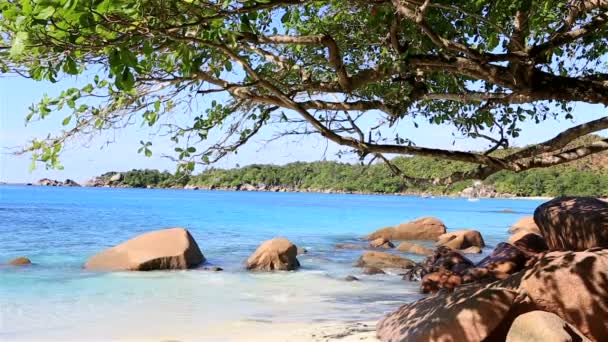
[0,182,555,201]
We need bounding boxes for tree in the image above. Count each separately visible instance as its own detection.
[1,0,607,184]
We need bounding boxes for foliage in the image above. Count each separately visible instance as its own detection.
[105,151,608,197]
[1,0,607,183]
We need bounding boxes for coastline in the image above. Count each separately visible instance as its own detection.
[1,182,554,201]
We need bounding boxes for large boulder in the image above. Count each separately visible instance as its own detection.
[246,237,300,271]
[369,237,395,249]
[505,311,591,342]
[396,241,433,255]
[496,249,608,341]
[534,197,608,250]
[377,285,517,342]
[85,228,204,271]
[355,251,414,269]
[367,217,446,241]
[436,229,485,249]
[508,216,540,235]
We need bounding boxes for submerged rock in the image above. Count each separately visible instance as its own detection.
[369,237,395,249]
[246,237,300,271]
[202,266,223,272]
[367,217,446,241]
[84,228,205,271]
[296,247,308,255]
[355,251,414,269]
[335,243,365,250]
[396,241,433,255]
[8,257,32,266]
[344,275,359,282]
[377,285,517,342]
[534,196,608,250]
[362,267,386,275]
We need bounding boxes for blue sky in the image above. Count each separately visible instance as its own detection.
[1,73,606,183]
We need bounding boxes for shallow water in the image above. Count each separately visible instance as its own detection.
[0,185,544,340]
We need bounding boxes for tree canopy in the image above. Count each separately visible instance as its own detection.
[1,0,607,183]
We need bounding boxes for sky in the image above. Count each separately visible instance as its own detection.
[1,71,607,184]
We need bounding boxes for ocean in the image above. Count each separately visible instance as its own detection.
[0,185,544,341]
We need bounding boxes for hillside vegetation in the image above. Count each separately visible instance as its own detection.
[99,136,608,197]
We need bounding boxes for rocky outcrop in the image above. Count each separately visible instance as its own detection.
[476,242,527,279]
[109,173,122,182]
[496,249,608,341]
[377,285,517,342]
[246,238,300,271]
[84,228,205,271]
[402,247,474,282]
[459,180,501,198]
[84,177,106,187]
[505,311,591,342]
[36,178,81,187]
[367,217,446,241]
[436,229,485,250]
[369,237,395,249]
[355,251,414,269]
[396,241,433,255]
[420,270,463,294]
[510,233,548,257]
[8,257,32,266]
[534,197,608,250]
[508,216,540,235]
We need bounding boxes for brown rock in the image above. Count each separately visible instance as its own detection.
[246,237,300,271]
[476,243,527,278]
[296,247,308,255]
[396,241,433,255]
[421,270,463,294]
[354,251,414,269]
[436,229,485,249]
[369,237,395,249]
[367,217,446,241]
[508,216,540,235]
[362,267,386,275]
[505,311,591,342]
[84,228,204,271]
[202,266,223,271]
[496,250,608,342]
[461,246,482,254]
[534,196,608,250]
[377,285,517,342]
[8,257,32,266]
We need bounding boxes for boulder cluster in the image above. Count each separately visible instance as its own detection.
[376,196,608,342]
[36,178,80,187]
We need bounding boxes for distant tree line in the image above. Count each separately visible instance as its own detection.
[101,154,608,197]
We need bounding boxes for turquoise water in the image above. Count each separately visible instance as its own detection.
[0,185,544,340]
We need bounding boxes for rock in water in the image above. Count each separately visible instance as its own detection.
[246,237,300,271]
[508,216,540,235]
[396,241,433,255]
[534,196,608,250]
[84,228,204,271]
[355,251,414,269]
[505,311,591,342]
[377,286,517,342]
[367,217,446,241]
[436,229,485,249]
[363,267,386,275]
[8,257,32,266]
[369,237,395,249]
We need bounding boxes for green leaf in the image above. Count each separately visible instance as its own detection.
[62,116,72,126]
[10,32,28,57]
[35,6,55,20]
